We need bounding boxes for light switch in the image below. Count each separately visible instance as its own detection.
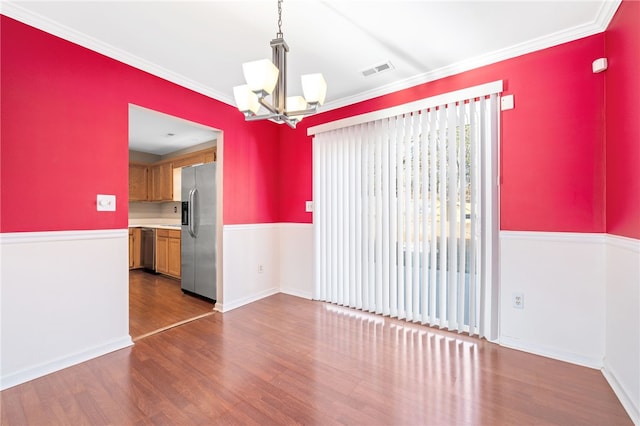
[305,201,314,212]
[97,194,116,211]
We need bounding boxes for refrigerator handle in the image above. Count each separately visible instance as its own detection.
[188,188,197,238]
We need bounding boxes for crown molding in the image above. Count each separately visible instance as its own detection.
[2,0,621,112]
[0,1,236,107]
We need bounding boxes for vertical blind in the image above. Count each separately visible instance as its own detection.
[312,84,500,339]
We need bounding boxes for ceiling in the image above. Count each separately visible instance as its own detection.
[4,0,620,154]
[129,105,219,155]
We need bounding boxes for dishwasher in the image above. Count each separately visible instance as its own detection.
[141,227,156,273]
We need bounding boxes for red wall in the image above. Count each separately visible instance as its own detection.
[279,35,608,233]
[5,7,635,237]
[605,0,640,239]
[1,16,280,232]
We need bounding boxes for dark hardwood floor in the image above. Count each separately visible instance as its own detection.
[1,293,632,425]
[129,269,215,340]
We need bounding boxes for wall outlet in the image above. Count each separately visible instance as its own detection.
[512,292,524,309]
[257,264,264,274]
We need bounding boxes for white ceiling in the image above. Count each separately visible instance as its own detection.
[129,105,219,155]
[3,0,620,154]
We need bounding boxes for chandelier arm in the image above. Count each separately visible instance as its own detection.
[282,119,297,129]
[245,113,280,121]
[283,106,320,117]
[257,96,278,115]
[246,113,298,129]
[274,114,298,129]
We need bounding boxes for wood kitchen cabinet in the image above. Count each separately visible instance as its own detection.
[128,227,142,269]
[156,231,168,273]
[150,163,173,201]
[204,146,216,163]
[171,147,216,169]
[156,229,181,279]
[129,164,149,201]
[167,235,181,277]
[128,147,215,202]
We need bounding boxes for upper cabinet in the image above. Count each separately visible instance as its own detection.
[150,162,173,201]
[173,167,182,202]
[171,147,216,168]
[204,149,216,163]
[129,147,216,202]
[129,164,149,201]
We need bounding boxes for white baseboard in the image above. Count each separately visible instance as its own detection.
[1,336,132,391]
[280,287,313,300]
[603,360,640,426]
[500,336,603,369]
[218,287,279,313]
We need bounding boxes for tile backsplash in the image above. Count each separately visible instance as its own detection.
[129,201,181,220]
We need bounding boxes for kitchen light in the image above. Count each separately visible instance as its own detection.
[233,0,327,128]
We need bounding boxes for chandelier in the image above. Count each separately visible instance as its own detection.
[233,0,327,128]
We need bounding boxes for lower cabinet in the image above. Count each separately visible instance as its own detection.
[167,237,181,277]
[128,227,142,269]
[156,229,181,279]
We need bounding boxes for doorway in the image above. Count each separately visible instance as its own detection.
[128,104,223,340]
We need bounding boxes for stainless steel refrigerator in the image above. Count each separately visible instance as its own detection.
[181,162,216,301]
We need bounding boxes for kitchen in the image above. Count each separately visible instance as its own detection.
[128,105,220,339]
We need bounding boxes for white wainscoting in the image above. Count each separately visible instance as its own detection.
[220,223,314,312]
[5,223,635,424]
[220,224,281,312]
[279,223,314,299]
[499,231,606,368]
[604,234,640,425]
[0,230,133,390]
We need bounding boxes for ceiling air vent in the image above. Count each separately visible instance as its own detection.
[361,60,395,77]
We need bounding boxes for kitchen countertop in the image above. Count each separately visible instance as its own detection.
[129,219,181,230]
[134,223,181,231]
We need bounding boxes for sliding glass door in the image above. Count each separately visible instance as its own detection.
[312,83,500,338]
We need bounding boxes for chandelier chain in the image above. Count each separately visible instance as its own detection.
[277,0,283,38]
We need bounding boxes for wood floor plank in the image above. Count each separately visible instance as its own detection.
[128,270,214,340]
[1,293,633,425]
